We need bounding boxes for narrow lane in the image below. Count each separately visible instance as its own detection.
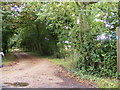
[1,52,92,88]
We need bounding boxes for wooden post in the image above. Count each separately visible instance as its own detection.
[117,27,120,73]
[118,1,120,75]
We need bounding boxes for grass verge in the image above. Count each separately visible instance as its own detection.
[2,54,15,65]
[47,57,119,88]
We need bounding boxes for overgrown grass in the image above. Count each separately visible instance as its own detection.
[73,70,119,88]
[49,58,71,68]
[48,57,119,88]
[2,54,15,65]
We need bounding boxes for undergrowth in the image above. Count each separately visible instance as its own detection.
[48,57,119,88]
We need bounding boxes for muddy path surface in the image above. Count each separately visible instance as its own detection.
[1,52,94,88]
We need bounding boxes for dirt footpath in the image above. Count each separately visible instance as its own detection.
[1,52,94,88]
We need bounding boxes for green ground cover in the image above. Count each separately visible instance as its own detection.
[48,57,119,88]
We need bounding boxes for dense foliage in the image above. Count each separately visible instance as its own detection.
[1,2,118,77]
[1,3,18,54]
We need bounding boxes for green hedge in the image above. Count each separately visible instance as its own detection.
[74,31,117,77]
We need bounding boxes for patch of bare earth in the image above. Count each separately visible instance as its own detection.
[1,52,95,88]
